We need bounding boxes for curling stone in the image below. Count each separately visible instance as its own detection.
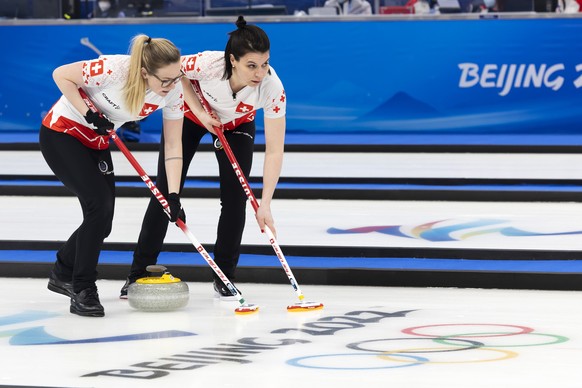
[127,265,189,312]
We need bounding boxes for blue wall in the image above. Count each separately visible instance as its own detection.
[2,17,582,139]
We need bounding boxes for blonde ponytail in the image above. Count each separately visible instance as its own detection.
[124,34,181,116]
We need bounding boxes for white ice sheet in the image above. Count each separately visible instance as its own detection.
[0,279,580,388]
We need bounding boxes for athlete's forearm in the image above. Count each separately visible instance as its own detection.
[261,116,286,205]
[163,118,184,194]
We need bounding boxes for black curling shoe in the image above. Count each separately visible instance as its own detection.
[70,287,105,317]
[47,270,73,298]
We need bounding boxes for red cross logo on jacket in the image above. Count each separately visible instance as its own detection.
[235,101,254,114]
[89,60,105,77]
[139,103,159,117]
[183,56,197,72]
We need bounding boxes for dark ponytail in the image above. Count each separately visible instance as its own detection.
[223,15,270,80]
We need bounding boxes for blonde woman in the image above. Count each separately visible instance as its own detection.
[40,35,185,317]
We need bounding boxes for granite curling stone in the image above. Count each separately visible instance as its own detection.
[127,265,189,311]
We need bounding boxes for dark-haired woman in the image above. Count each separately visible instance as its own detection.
[41,35,185,317]
[122,16,286,300]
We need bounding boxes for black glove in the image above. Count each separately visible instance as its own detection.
[167,192,186,223]
[85,109,114,136]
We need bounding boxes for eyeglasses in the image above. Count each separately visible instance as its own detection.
[151,70,185,88]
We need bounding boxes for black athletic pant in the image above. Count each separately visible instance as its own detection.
[39,126,115,292]
[130,119,255,281]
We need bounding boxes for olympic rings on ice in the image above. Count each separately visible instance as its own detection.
[287,323,569,370]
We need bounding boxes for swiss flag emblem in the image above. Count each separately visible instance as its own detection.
[235,102,254,114]
[89,60,105,77]
[183,56,197,72]
[139,103,158,117]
